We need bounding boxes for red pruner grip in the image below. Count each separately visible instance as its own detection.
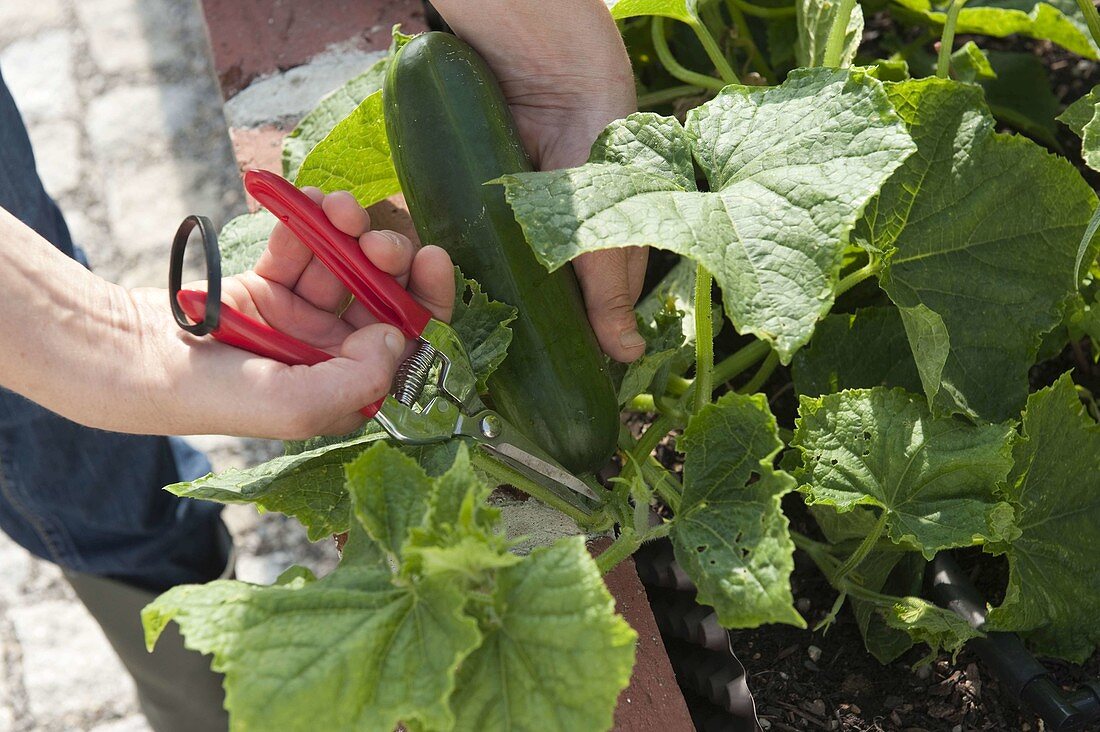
[176,290,384,418]
[243,170,433,339]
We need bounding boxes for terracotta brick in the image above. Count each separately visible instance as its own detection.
[591,538,695,732]
[199,0,427,98]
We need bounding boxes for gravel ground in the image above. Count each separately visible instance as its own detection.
[0,2,337,730]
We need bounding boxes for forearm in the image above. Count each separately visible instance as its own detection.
[0,206,151,429]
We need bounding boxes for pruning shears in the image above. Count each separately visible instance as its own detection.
[168,169,598,512]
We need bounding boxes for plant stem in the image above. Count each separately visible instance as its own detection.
[638,84,705,108]
[834,511,888,581]
[628,393,657,413]
[713,339,772,384]
[597,522,672,574]
[791,530,900,606]
[693,264,715,414]
[634,413,680,465]
[667,374,693,396]
[643,460,683,512]
[835,257,881,296]
[651,17,728,91]
[728,0,796,19]
[936,0,970,79]
[821,0,859,67]
[739,349,779,394]
[469,449,597,528]
[686,17,741,84]
[1074,0,1100,49]
[724,0,776,81]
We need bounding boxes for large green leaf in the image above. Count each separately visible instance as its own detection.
[891,0,1099,59]
[857,79,1097,420]
[605,0,698,22]
[796,0,864,67]
[143,564,479,732]
[295,91,401,208]
[986,375,1100,661]
[499,69,915,361]
[791,306,923,397]
[283,58,389,181]
[671,393,805,628]
[793,387,1016,557]
[450,268,517,393]
[1059,84,1100,172]
[978,51,1061,148]
[451,537,636,732]
[218,211,276,277]
[166,430,388,540]
[345,444,433,561]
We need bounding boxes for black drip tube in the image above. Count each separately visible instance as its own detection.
[927,553,1100,731]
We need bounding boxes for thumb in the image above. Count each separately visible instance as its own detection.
[283,323,406,437]
[573,249,646,363]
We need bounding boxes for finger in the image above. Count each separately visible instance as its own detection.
[263,322,407,438]
[253,186,327,287]
[237,271,354,350]
[340,230,419,329]
[321,190,371,238]
[408,245,455,322]
[573,248,646,363]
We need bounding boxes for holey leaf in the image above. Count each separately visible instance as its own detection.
[500,69,915,362]
[793,388,1016,557]
[142,561,480,732]
[671,393,805,628]
[857,79,1098,421]
[986,375,1100,662]
[451,538,636,732]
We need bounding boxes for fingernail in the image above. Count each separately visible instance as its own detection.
[384,331,405,358]
[619,328,646,350]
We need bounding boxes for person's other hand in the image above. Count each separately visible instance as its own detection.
[430,0,647,362]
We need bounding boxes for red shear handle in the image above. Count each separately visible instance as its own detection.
[243,169,432,340]
[177,290,383,418]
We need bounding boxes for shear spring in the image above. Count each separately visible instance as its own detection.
[393,341,439,407]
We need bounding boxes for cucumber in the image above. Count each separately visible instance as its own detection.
[383,32,618,474]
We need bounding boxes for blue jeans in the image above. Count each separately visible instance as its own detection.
[0,67,227,593]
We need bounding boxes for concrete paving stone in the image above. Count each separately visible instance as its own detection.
[0,29,78,123]
[88,714,152,732]
[0,534,33,605]
[0,0,65,48]
[494,496,585,555]
[8,600,137,727]
[24,119,82,196]
[223,45,386,128]
[75,0,205,76]
[85,83,206,163]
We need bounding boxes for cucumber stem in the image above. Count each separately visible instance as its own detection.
[936,0,971,79]
[693,264,715,415]
[821,0,859,68]
[627,393,657,413]
[643,460,683,512]
[596,522,672,574]
[680,338,771,407]
[652,17,728,91]
[791,530,901,606]
[469,448,599,528]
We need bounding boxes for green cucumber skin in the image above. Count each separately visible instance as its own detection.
[384,33,618,474]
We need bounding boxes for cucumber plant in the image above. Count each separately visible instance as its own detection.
[145,2,1100,729]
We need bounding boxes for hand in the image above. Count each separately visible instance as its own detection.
[168,188,454,438]
[430,0,648,362]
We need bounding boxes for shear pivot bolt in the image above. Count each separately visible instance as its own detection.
[480,415,501,438]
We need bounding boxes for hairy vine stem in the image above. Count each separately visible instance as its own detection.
[835,256,881,296]
[739,349,779,394]
[637,84,706,108]
[936,0,971,78]
[1074,0,1100,49]
[833,510,889,581]
[596,522,672,574]
[821,0,859,67]
[727,0,796,19]
[693,264,716,414]
[651,17,728,91]
[685,16,741,84]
